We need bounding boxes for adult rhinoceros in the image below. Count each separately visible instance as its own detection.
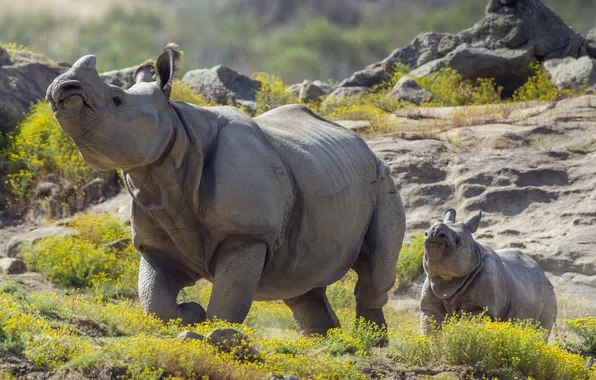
[46,44,406,339]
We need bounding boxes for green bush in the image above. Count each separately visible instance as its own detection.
[170,79,217,107]
[22,213,138,297]
[395,233,425,291]
[390,314,592,380]
[511,63,564,102]
[417,68,502,106]
[253,72,298,115]
[565,317,596,355]
[2,101,97,214]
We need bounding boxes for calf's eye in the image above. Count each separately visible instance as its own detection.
[112,96,123,107]
[455,236,461,244]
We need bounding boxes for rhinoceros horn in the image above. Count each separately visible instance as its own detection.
[444,208,456,223]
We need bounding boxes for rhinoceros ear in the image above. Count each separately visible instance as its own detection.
[155,43,183,98]
[464,211,482,233]
[133,59,155,84]
[444,208,456,223]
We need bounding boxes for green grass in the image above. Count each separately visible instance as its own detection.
[0,291,593,379]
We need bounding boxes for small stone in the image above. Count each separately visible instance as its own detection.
[177,330,205,341]
[207,328,260,360]
[36,182,63,199]
[297,80,333,103]
[388,76,433,105]
[268,375,300,380]
[0,257,26,274]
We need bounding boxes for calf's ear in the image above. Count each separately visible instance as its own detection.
[155,43,183,99]
[464,211,482,233]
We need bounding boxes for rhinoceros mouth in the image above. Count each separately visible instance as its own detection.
[49,81,94,113]
[424,240,451,261]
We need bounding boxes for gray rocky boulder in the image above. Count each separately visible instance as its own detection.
[543,56,596,92]
[0,257,26,274]
[36,181,63,199]
[587,27,596,59]
[388,76,432,105]
[462,0,584,59]
[333,0,584,98]
[206,328,259,360]
[0,46,68,132]
[181,65,261,105]
[338,64,391,88]
[82,177,120,205]
[297,80,334,103]
[382,32,460,71]
[5,226,75,258]
[322,86,369,105]
[99,66,137,90]
[177,330,205,341]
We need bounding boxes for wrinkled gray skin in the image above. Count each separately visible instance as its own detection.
[46,45,406,340]
[420,209,557,336]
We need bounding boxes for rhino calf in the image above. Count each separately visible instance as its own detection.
[420,209,557,335]
[46,44,406,342]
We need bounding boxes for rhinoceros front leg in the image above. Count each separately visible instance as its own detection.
[206,236,267,323]
[139,253,206,325]
[420,277,447,335]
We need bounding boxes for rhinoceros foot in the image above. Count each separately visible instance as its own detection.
[177,302,207,325]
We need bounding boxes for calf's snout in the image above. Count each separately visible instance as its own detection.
[425,223,449,242]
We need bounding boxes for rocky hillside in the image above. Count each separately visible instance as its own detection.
[369,96,596,310]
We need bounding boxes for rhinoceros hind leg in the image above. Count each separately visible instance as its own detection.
[283,287,340,336]
[139,253,206,325]
[538,291,557,335]
[351,184,405,345]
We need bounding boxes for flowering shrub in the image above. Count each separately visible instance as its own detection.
[2,101,97,214]
[511,63,565,102]
[389,313,592,380]
[22,213,138,297]
[566,317,596,355]
[253,72,298,115]
[394,233,425,291]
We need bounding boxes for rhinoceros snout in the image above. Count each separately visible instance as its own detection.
[425,224,450,241]
[47,81,84,105]
[424,223,453,261]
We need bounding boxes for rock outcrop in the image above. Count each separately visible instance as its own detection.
[587,27,596,59]
[388,76,433,105]
[182,65,261,108]
[333,0,586,99]
[4,226,75,258]
[369,95,596,308]
[99,66,137,90]
[0,46,68,132]
[543,56,596,92]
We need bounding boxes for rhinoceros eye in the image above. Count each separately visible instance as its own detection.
[455,236,461,245]
[112,96,123,107]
